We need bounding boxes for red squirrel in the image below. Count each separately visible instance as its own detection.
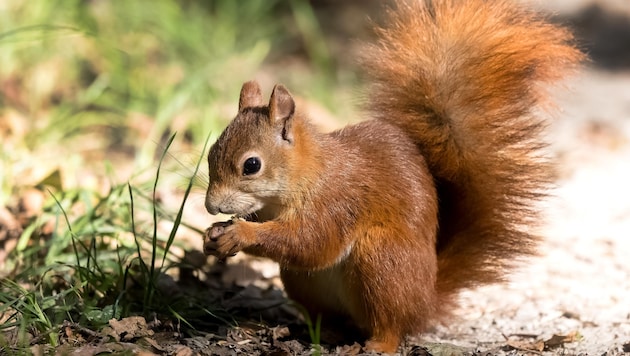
[202,0,582,353]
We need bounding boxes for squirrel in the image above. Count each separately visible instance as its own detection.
[202,0,582,353]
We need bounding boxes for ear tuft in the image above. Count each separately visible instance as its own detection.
[239,81,263,111]
[269,84,296,143]
[269,84,295,123]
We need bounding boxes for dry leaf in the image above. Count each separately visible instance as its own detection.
[506,339,545,353]
[271,326,290,340]
[544,331,580,348]
[335,342,362,355]
[108,317,154,342]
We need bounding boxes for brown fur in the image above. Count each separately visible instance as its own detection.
[203,0,583,353]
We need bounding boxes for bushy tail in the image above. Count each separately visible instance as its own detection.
[361,0,582,306]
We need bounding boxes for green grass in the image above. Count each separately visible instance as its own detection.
[0,0,356,206]
[0,133,234,353]
[304,309,323,355]
[0,0,360,352]
[1,0,269,198]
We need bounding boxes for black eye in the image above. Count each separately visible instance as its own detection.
[243,157,262,176]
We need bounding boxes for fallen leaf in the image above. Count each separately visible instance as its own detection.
[506,339,544,353]
[108,316,154,342]
[544,331,580,348]
[271,326,290,340]
[335,342,362,355]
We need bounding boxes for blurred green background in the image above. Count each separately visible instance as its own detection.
[0,0,369,207]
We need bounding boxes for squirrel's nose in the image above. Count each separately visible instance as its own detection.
[205,196,220,215]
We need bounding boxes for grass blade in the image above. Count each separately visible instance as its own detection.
[160,133,211,267]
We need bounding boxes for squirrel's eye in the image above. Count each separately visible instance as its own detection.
[243,157,262,176]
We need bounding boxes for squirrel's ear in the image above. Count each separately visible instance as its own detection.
[239,81,263,111]
[269,84,296,143]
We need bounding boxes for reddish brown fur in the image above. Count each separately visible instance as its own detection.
[203,0,583,353]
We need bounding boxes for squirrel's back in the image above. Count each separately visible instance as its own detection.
[361,0,583,309]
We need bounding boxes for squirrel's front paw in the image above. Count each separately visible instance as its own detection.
[203,220,249,259]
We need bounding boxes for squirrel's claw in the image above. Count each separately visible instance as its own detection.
[203,220,242,259]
